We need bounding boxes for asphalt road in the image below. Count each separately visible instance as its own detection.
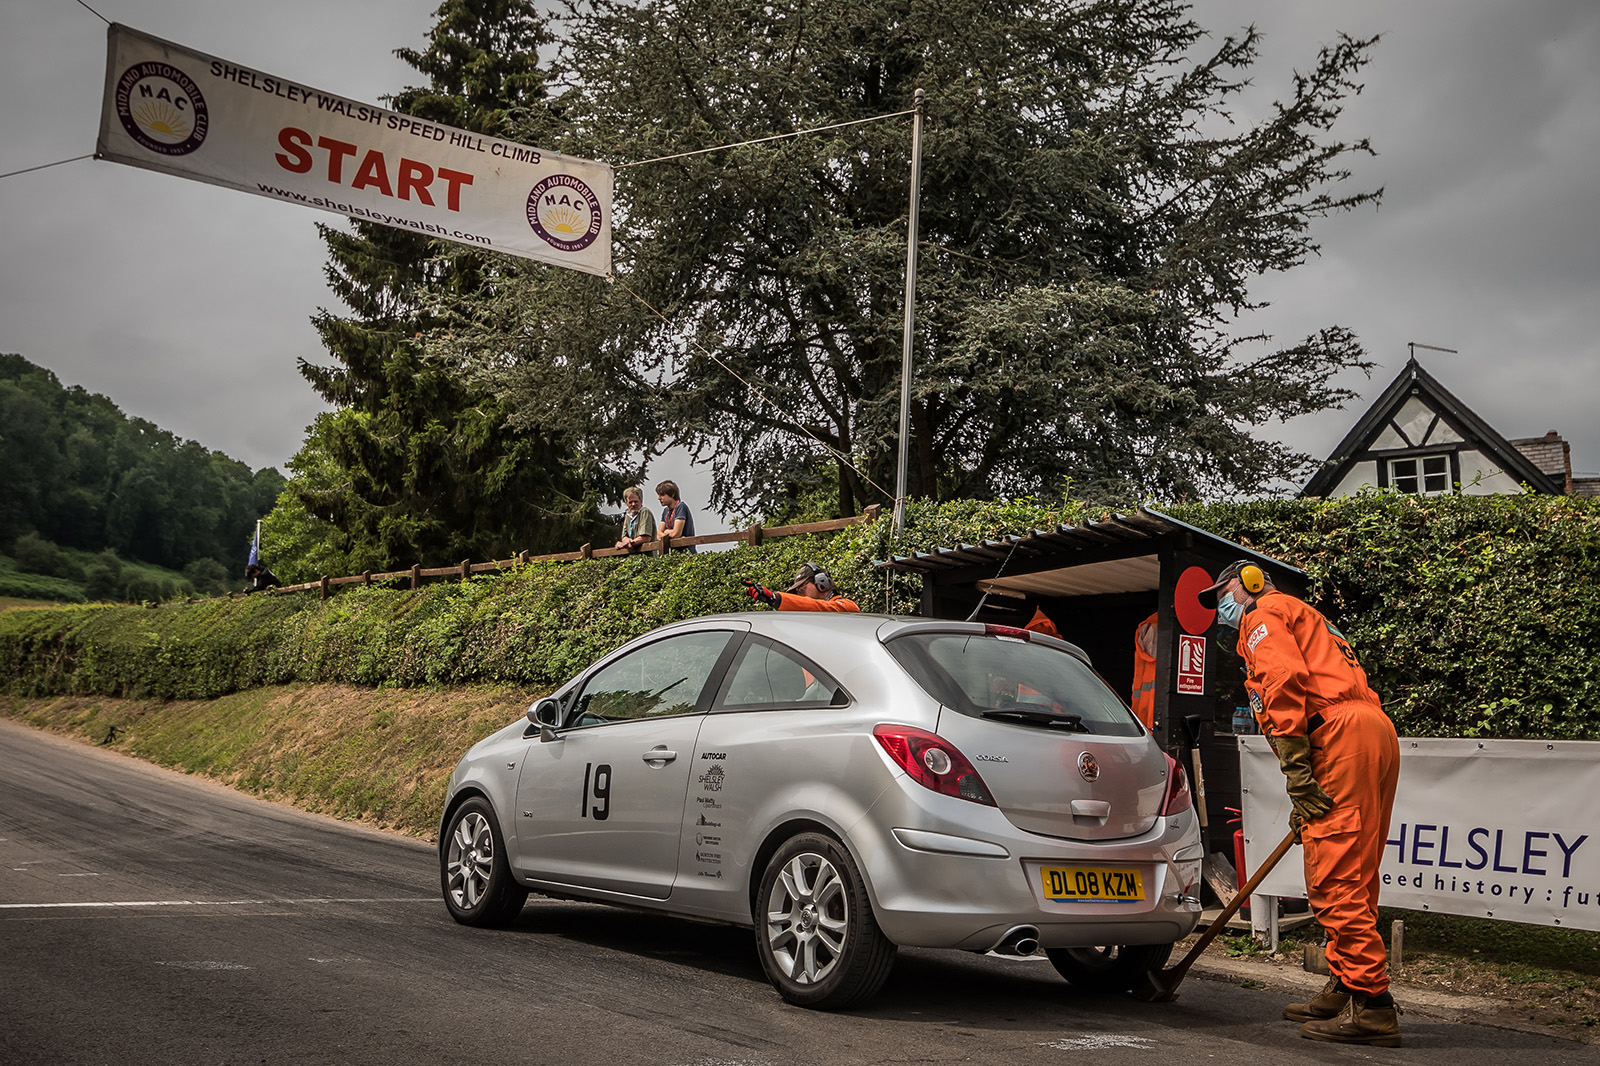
[2,718,1595,1066]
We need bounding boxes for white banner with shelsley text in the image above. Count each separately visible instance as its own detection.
[96,23,611,276]
[1240,736,1600,931]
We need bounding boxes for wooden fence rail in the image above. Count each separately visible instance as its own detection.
[265,505,882,600]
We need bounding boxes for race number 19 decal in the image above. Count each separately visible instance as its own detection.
[580,762,611,821]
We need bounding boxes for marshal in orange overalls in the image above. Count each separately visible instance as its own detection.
[1130,611,1158,729]
[774,591,860,612]
[1239,590,1400,996]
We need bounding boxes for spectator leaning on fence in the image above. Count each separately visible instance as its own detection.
[242,562,280,594]
[614,486,658,552]
[656,480,696,553]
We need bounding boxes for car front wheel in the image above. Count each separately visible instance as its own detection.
[1046,943,1173,993]
[440,796,528,927]
[755,833,896,1009]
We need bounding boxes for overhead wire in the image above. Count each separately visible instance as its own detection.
[608,103,918,513]
[0,155,94,182]
[614,110,916,169]
[611,277,896,506]
[1,2,110,182]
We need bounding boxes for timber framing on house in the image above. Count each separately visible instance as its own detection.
[1302,358,1563,498]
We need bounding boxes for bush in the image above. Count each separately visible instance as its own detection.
[1,494,1596,738]
[182,558,232,597]
[13,535,90,584]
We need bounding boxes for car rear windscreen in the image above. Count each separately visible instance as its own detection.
[885,633,1143,736]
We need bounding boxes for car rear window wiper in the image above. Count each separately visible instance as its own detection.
[980,706,1087,731]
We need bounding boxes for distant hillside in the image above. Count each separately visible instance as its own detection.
[0,353,285,600]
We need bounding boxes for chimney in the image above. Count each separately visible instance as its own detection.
[1509,431,1572,493]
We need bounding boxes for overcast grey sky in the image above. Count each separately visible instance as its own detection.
[3,0,1597,535]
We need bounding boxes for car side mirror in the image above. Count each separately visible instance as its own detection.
[526,698,562,742]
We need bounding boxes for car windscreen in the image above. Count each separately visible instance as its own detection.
[885,633,1143,737]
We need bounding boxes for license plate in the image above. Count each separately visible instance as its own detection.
[1040,866,1144,902]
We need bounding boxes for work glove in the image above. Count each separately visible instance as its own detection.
[743,579,779,608]
[1273,734,1336,827]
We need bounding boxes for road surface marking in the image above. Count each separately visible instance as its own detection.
[1040,1035,1156,1051]
[0,897,436,909]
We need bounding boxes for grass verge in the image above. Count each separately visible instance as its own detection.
[1,685,535,838]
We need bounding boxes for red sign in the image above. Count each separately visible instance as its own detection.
[1177,634,1206,694]
[1175,566,1217,635]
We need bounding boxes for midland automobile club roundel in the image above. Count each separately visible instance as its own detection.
[526,174,603,252]
[115,61,209,156]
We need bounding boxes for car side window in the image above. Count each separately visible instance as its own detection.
[572,631,734,726]
[716,637,848,710]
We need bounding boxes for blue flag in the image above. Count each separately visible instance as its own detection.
[248,523,260,568]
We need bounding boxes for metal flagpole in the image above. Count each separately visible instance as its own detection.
[893,89,926,534]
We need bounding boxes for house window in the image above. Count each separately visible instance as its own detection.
[1390,455,1449,495]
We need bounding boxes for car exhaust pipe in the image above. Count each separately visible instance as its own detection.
[991,925,1040,956]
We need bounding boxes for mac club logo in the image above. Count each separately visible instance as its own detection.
[115,61,209,156]
[525,174,603,253]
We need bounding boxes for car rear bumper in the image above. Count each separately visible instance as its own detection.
[851,781,1204,949]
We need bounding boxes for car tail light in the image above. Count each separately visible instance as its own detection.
[873,724,997,806]
[1160,752,1193,816]
[983,624,1030,640]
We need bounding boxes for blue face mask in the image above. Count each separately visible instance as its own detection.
[1216,593,1245,629]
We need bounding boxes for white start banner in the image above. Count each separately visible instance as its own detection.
[1240,735,1600,931]
[96,23,612,276]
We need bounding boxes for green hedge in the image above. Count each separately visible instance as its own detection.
[2,494,1596,738]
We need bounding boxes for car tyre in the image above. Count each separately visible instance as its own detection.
[441,796,528,927]
[1046,943,1173,993]
[755,832,896,1009]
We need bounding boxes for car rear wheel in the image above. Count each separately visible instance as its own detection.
[755,833,896,1009]
[441,796,528,927]
[1046,943,1173,993]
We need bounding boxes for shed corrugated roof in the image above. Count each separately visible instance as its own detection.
[874,506,1306,584]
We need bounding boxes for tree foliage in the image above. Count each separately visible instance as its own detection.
[459,0,1381,516]
[0,353,283,575]
[285,0,625,572]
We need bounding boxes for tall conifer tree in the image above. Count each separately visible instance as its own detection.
[289,0,620,569]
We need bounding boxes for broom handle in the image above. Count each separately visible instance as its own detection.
[1170,827,1298,977]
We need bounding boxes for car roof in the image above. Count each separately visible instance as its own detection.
[658,612,1092,665]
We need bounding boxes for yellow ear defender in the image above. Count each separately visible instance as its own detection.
[1239,564,1265,594]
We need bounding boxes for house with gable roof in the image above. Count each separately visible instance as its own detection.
[1301,358,1599,499]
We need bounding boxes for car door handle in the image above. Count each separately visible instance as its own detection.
[641,747,677,765]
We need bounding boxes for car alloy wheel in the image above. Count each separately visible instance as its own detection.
[755,832,895,1009]
[1046,942,1174,993]
[440,796,527,927]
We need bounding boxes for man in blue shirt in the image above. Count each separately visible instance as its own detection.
[656,480,696,552]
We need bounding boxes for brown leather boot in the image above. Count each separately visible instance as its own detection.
[1299,993,1402,1047]
[1283,975,1349,1022]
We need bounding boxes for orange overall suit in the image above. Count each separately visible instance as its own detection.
[1023,606,1059,637]
[1131,611,1158,729]
[1239,590,1399,996]
[774,591,860,612]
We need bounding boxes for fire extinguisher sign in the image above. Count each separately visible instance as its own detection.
[1177,633,1206,694]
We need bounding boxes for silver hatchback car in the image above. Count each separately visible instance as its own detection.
[438,613,1203,1008]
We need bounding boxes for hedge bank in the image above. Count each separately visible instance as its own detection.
[1,493,1596,739]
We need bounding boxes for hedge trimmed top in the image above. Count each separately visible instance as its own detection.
[2,493,1595,740]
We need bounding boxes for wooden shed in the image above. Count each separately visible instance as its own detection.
[876,506,1307,859]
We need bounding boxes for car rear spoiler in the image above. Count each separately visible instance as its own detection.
[876,620,1094,667]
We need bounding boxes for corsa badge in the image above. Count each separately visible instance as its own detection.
[1077,752,1100,782]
